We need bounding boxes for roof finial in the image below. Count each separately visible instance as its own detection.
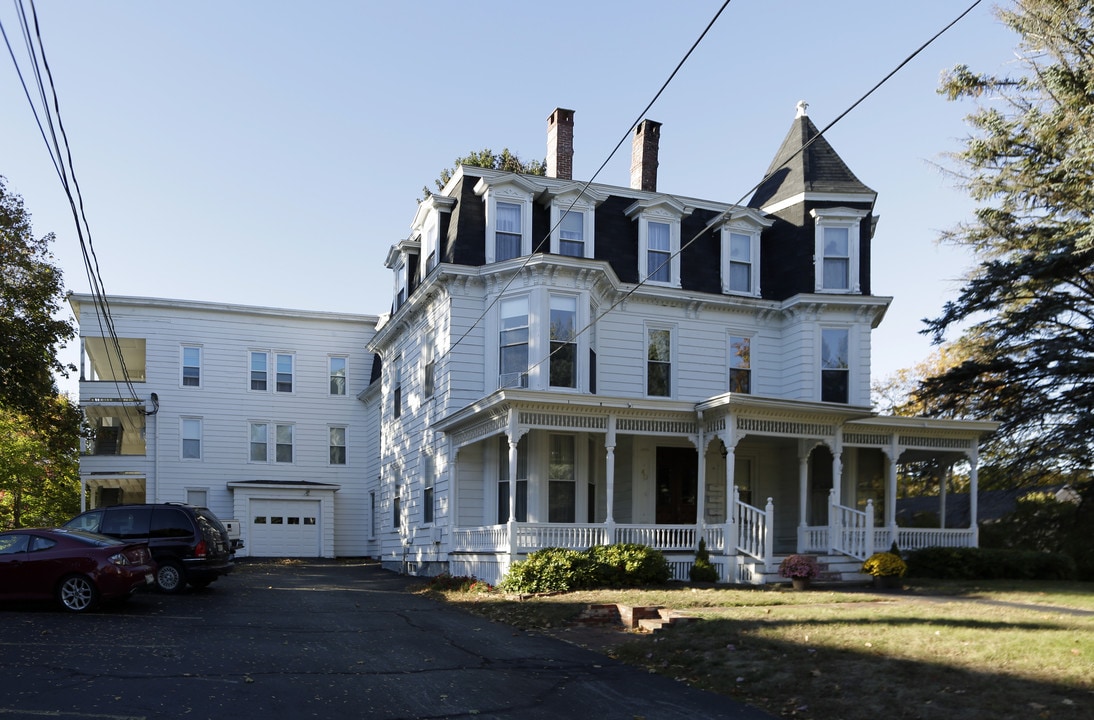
[795,100,809,118]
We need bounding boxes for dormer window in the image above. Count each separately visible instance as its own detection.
[475,175,539,264]
[394,259,408,310]
[543,186,604,259]
[719,208,772,297]
[811,207,868,293]
[411,194,455,283]
[626,196,690,288]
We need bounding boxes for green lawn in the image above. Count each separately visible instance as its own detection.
[422,580,1093,720]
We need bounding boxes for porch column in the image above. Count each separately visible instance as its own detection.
[694,415,706,542]
[938,462,949,529]
[968,451,980,544]
[605,415,617,544]
[506,409,519,555]
[797,440,812,529]
[886,435,899,531]
[724,437,737,558]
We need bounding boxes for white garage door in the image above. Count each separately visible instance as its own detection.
[248,499,321,557]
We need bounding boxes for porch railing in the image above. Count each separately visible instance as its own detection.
[830,492,875,561]
[513,523,608,552]
[734,493,773,562]
[452,521,731,556]
[896,527,975,551]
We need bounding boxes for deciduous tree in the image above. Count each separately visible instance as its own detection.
[421,148,546,200]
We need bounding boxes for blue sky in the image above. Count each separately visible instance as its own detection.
[1,1,1020,397]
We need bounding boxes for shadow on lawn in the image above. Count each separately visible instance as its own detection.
[609,615,1091,720]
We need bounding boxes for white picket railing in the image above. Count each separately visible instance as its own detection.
[616,524,696,551]
[734,492,773,562]
[830,493,875,560]
[896,527,975,550]
[513,523,608,551]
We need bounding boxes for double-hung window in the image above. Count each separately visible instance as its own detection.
[499,297,529,388]
[475,175,537,263]
[821,328,850,403]
[249,422,268,462]
[422,328,436,398]
[549,295,577,389]
[811,207,868,293]
[250,352,268,391]
[495,202,522,262]
[558,210,584,257]
[719,210,771,296]
[275,424,294,463]
[329,426,346,465]
[728,233,753,293]
[422,453,434,524]
[646,327,672,397]
[181,346,201,388]
[329,356,347,396]
[548,434,576,523]
[627,197,687,287]
[275,354,294,393]
[729,335,751,394]
[181,418,202,460]
[392,356,402,419]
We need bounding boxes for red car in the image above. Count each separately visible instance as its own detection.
[0,528,156,613]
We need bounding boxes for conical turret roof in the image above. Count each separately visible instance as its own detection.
[750,103,874,209]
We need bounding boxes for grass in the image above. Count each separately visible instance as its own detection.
[419,579,1094,720]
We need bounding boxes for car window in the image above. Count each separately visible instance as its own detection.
[150,508,193,538]
[29,536,58,552]
[0,535,29,555]
[65,510,104,532]
[195,509,227,533]
[102,507,153,539]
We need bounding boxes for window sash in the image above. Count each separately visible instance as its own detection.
[275,354,293,393]
[182,347,200,387]
[495,202,522,262]
[822,227,851,290]
[729,335,751,394]
[329,427,346,465]
[549,296,577,388]
[182,419,201,459]
[559,210,584,257]
[821,329,850,403]
[500,298,530,378]
[329,357,347,396]
[275,424,293,463]
[250,423,268,462]
[250,352,267,391]
[647,329,671,397]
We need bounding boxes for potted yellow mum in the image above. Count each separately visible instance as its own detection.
[861,551,907,589]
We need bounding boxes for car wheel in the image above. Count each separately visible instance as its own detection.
[155,561,186,593]
[57,575,98,613]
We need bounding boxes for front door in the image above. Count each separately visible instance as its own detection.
[655,447,697,524]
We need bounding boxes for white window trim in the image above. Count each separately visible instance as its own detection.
[811,206,869,294]
[475,176,538,264]
[274,352,295,394]
[329,355,348,397]
[180,344,202,389]
[543,186,605,259]
[818,325,853,404]
[274,422,295,464]
[727,331,752,394]
[249,350,269,393]
[496,292,532,390]
[329,425,347,466]
[719,209,773,296]
[644,323,676,399]
[626,197,690,288]
[547,292,582,392]
[248,421,270,464]
[181,416,202,461]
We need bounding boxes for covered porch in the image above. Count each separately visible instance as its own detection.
[438,391,996,585]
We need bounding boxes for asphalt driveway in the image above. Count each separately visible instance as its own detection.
[0,559,770,720]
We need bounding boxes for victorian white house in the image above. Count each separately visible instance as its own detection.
[72,105,995,583]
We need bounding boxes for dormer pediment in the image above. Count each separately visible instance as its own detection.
[539,183,607,209]
[624,195,692,220]
[384,236,420,269]
[720,207,775,233]
[473,173,543,199]
[411,193,457,231]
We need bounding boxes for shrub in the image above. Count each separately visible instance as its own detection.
[689,538,719,583]
[586,543,672,587]
[499,547,596,594]
[499,544,671,594]
[906,547,1076,581]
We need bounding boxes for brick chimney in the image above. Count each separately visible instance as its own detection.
[546,108,575,180]
[630,119,661,191]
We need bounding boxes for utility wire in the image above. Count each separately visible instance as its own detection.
[451,0,984,386]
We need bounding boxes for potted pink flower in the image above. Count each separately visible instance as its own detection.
[779,554,819,590]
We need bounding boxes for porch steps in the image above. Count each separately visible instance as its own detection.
[740,553,872,586]
[578,604,697,634]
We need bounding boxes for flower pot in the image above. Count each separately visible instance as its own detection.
[872,575,902,590]
[791,577,811,591]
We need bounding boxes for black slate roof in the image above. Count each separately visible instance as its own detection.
[749,114,874,209]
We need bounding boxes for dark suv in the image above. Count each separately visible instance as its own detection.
[64,504,234,593]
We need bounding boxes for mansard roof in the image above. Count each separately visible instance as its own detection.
[749,110,875,210]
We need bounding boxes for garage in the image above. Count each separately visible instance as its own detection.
[248,499,321,557]
[228,480,340,558]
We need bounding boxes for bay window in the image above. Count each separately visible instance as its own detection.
[549,295,577,388]
[499,297,529,388]
[647,327,672,397]
[729,335,751,394]
[821,328,850,403]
